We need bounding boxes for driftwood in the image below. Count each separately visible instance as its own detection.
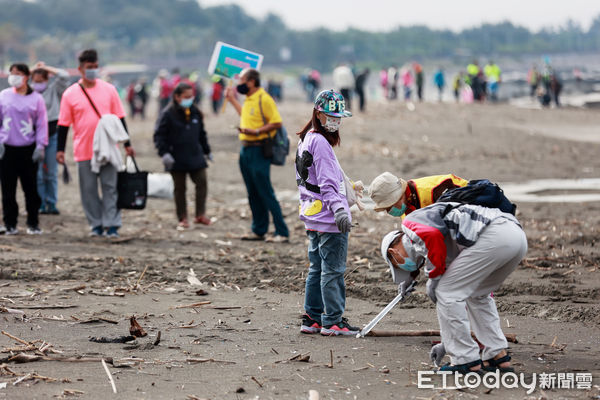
[367,330,518,344]
[8,304,77,310]
[6,353,113,364]
[173,301,211,309]
[185,357,236,364]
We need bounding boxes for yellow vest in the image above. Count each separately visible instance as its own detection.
[409,174,469,208]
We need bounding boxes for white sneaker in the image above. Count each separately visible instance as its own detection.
[264,235,290,243]
[0,225,6,235]
[5,226,18,235]
[26,226,43,235]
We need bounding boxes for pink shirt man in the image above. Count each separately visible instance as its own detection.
[58,79,125,162]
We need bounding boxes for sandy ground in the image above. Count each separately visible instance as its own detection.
[1,99,600,400]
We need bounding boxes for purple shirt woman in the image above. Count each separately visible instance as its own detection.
[0,63,48,234]
[296,89,359,336]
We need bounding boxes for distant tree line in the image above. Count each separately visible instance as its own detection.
[1,0,599,70]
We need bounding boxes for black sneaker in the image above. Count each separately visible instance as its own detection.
[47,204,60,215]
[300,314,322,334]
[321,317,360,336]
[89,226,103,237]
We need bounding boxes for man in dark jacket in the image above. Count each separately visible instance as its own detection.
[154,82,212,229]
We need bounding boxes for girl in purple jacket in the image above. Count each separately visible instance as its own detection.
[296,89,358,336]
[0,63,48,235]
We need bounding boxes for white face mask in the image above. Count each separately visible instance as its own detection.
[8,74,24,88]
[323,116,341,132]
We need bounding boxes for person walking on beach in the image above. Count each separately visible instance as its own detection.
[453,72,463,103]
[225,68,289,243]
[333,63,354,110]
[154,82,212,229]
[296,89,359,336]
[433,67,445,102]
[527,65,540,99]
[401,66,413,101]
[354,68,369,112]
[414,63,424,102]
[57,49,135,238]
[484,60,501,102]
[31,61,70,215]
[380,202,527,373]
[0,63,48,235]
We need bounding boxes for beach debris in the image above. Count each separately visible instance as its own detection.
[173,301,211,309]
[187,269,203,286]
[308,389,320,400]
[251,376,263,388]
[129,316,147,338]
[101,358,117,394]
[275,353,311,364]
[89,335,135,344]
[186,357,236,365]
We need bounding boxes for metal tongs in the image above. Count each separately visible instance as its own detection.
[356,280,417,338]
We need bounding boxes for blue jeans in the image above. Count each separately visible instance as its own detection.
[239,146,288,237]
[37,133,58,208]
[304,231,348,326]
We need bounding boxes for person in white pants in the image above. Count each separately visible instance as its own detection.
[381,202,527,373]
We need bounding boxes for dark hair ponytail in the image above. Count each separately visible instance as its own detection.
[296,109,340,146]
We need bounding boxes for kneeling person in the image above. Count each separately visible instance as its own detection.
[381,202,527,373]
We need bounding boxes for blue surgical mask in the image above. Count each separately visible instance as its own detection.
[388,203,407,217]
[180,98,194,108]
[397,257,418,272]
[84,68,99,81]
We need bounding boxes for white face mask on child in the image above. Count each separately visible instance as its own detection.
[323,116,341,132]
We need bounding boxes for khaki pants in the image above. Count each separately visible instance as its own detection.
[434,218,527,365]
[170,169,207,221]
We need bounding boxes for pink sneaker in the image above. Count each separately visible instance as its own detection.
[320,317,360,336]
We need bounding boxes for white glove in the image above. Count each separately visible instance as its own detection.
[207,153,214,162]
[161,153,175,170]
[32,146,45,162]
[0,142,4,160]
[426,279,439,304]
[429,343,446,367]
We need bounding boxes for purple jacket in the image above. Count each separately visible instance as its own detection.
[0,88,48,148]
[296,130,350,233]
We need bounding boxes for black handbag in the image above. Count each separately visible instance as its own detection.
[117,156,148,210]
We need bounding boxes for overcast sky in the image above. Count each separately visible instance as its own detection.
[199,0,600,32]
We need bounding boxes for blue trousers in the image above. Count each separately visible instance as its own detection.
[37,131,58,208]
[304,231,348,326]
[239,146,288,237]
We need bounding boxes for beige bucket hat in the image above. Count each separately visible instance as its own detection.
[369,172,407,212]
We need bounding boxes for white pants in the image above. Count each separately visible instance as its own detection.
[435,218,527,365]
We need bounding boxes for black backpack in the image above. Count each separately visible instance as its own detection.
[437,179,516,215]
